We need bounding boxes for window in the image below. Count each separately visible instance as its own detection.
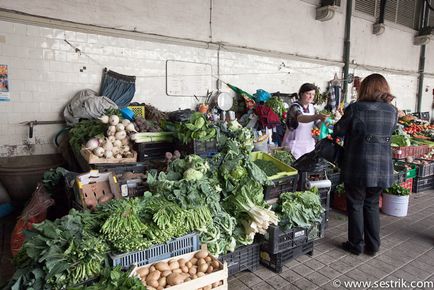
[355,0,419,29]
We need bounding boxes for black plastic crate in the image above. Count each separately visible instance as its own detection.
[136,141,175,162]
[307,213,327,240]
[90,162,147,177]
[218,243,260,276]
[413,159,434,178]
[413,176,434,193]
[262,225,308,254]
[260,241,314,273]
[327,171,341,188]
[264,175,298,201]
[177,139,218,158]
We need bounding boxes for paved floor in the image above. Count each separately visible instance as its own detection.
[229,191,434,290]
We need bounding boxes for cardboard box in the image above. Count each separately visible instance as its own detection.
[75,170,121,209]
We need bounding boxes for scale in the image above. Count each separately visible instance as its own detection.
[216,92,233,121]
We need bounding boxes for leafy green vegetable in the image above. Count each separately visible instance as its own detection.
[69,266,146,290]
[253,159,280,177]
[384,183,411,196]
[277,189,324,229]
[166,112,217,144]
[391,134,411,147]
[68,120,107,152]
[272,150,295,165]
[266,96,285,119]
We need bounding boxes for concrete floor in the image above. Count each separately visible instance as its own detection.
[229,191,434,290]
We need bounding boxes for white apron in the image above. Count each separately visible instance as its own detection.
[282,103,316,159]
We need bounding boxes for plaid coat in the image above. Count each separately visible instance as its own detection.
[333,101,397,188]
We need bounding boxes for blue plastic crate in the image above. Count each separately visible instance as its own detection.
[109,232,200,269]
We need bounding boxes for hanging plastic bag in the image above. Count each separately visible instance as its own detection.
[319,118,332,140]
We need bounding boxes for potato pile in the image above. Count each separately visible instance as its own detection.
[135,250,224,290]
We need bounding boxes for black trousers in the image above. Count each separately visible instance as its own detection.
[345,184,382,253]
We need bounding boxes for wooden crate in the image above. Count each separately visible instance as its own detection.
[80,148,137,164]
[130,250,228,290]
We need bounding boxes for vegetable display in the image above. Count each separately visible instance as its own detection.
[165,112,217,144]
[277,189,324,229]
[384,184,411,196]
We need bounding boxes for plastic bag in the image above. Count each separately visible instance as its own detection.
[292,151,331,172]
[168,109,193,122]
[10,183,54,256]
[315,138,344,167]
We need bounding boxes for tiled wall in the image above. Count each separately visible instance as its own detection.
[0,20,427,157]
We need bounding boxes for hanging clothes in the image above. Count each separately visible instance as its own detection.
[100,69,136,108]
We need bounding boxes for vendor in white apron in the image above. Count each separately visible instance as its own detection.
[282,83,329,159]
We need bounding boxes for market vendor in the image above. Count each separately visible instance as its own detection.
[282,83,329,159]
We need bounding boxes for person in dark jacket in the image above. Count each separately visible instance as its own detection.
[332,73,397,256]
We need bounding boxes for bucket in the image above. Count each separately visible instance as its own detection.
[381,193,409,217]
[0,154,64,207]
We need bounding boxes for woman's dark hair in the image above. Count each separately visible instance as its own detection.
[298,83,317,99]
[358,73,392,102]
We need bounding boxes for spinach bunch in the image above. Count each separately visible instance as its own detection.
[278,189,324,229]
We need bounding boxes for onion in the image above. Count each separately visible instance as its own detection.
[121,138,129,145]
[93,147,104,157]
[126,123,137,132]
[113,140,122,148]
[112,147,120,155]
[107,130,115,137]
[122,119,131,126]
[103,141,113,151]
[85,138,99,150]
[104,150,113,158]
[109,115,120,126]
[115,154,123,159]
[108,125,116,133]
[99,115,109,124]
[115,131,127,140]
[121,145,130,152]
[107,136,116,143]
[130,133,137,141]
[116,124,125,132]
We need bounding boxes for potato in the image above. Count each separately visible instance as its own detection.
[188,266,197,275]
[185,278,191,282]
[203,285,212,290]
[192,274,198,279]
[198,258,206,265]
[146,271,161,283]
[155,262,170,272]
[158,277,167,288]
[137,267,150,277]
[157,287,163,290]
[206,265,214,274]
[211,260,220,269]
[173,268,182,274]
[205,256,212,262]
[147,287,156,290]
[150,266,156,272]
[190,258,198,265]
[198,263,208,273]
[148,279,159,288]
[169,261,180,270]
[212,282,219,288]
[197,272,205,278]
[186,261,193,268]
[178,258,187,267]
[167,273,185,286]
[195,250,209,259]
[162,270,172,277]
[181,266,189,273]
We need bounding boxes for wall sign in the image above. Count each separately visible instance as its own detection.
[0,64,9,101]
[166,60,212,97]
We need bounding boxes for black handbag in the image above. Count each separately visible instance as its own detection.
[315,138,344,167]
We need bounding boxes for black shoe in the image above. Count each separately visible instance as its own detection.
[342,242,361,255]
[364,248,378,257]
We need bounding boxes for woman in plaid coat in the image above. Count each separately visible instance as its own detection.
[333,74,397,256]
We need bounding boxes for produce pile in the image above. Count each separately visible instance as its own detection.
[132,249,224,290]
[272,150,295,165]
[165,112,217,144]
[275,189,324,229]
[253,159,280,177]
[393,115,434,146]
